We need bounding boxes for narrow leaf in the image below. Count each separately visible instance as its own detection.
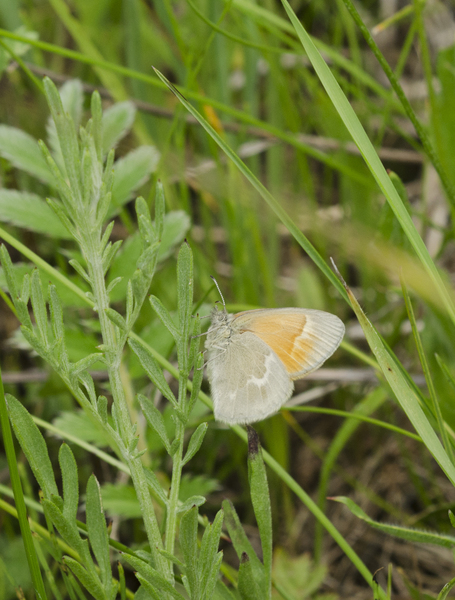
[42,499,91,564]
[0,244,19,299]
[105,308,127,332]
[143,467,169,506]
[247,427,272,598]
[279,0,455,325]
[63,556,104,600]
[30,268,49,346]
[333,264,455,487]
[128,338,178,408]
[149,295,180,342]
[59,443,79,523]
[121,553,185,599]
[333,496,455,548]
[137,393,171,453]
[179,506,199,598]
[199,509,224,594]
[182,423,208,466]
[238,553,260,600]
[86,475,111,586]
[177,495,206,513]
[177,242,193,342]
[154,180,165,239]
[222,499,264,586]
[7,394,59,499]
[69,259,91,283]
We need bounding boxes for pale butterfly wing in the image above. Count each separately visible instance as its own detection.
[233,308,345,379]
[206,331,293,424]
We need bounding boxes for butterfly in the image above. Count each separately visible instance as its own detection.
[204,281,345,425]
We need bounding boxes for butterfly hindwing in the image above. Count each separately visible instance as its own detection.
[206,331,293,424]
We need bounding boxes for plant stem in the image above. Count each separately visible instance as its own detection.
[164,369,188,578]
[81,227,168,575]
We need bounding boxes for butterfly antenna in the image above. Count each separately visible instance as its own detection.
[210,275,226,309]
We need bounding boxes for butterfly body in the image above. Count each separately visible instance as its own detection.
[205,306,345,425]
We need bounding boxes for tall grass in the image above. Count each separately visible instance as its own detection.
[0,0,455,598]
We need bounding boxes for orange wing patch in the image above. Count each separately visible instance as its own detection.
[234,309,344,379]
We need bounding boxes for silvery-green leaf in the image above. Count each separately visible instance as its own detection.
[0,125,52,184]
[110,146,160,212]
[102,101,136,155]
[0,190,71,238]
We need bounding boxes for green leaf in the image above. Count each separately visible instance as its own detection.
[157,210,190,262]
[222,500,264,589]
[121,553,186,599]
[86,475,112,587]
[0,190,71,238]
[338,273,455,487]
[42,499,91,564]
[199,509,224,597]
[0,244,19,299]
[188,354,204,415]
[152,68,347,302]
[438,576,455,600]
[449,510,455,529]
[102,240,123,274]
[279,0,455,325]
[70,353,104,377]
[149,296,180,342]
[46,79,84,165]
[154,180,165,240]
[272,548,330,599]
[128,338,178,408]
[177,495,206,514]
[49,283,69,371]
[30,268,49,347]
[107,211,190,302]
[0,125,52,184]
[7,394,59,499]
[143,467,169,506]
[43,77,82,208]
[63,556,104,600]
[182,423,208,466]
[238,553,260,600]
[59,443,79,523]
[136,196,157,245]
[105,307,127,332]
[202,552,223,600]
[110,146,159,212]
[247,428,271,599]
[333,496,455,548]
[177,242,193,364]
[179,506,200,598]
[102,101,136,156]
[134,579,161,600]
[137,393,171,453]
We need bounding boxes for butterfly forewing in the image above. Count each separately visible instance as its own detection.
[233,308,345,379]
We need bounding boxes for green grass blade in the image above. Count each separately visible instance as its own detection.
[333,496,455,548]
[401,279,455,464]
[279,0,455,326]
[0,372,48,600]
[334,265,455,487]
[153,68,348,303]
